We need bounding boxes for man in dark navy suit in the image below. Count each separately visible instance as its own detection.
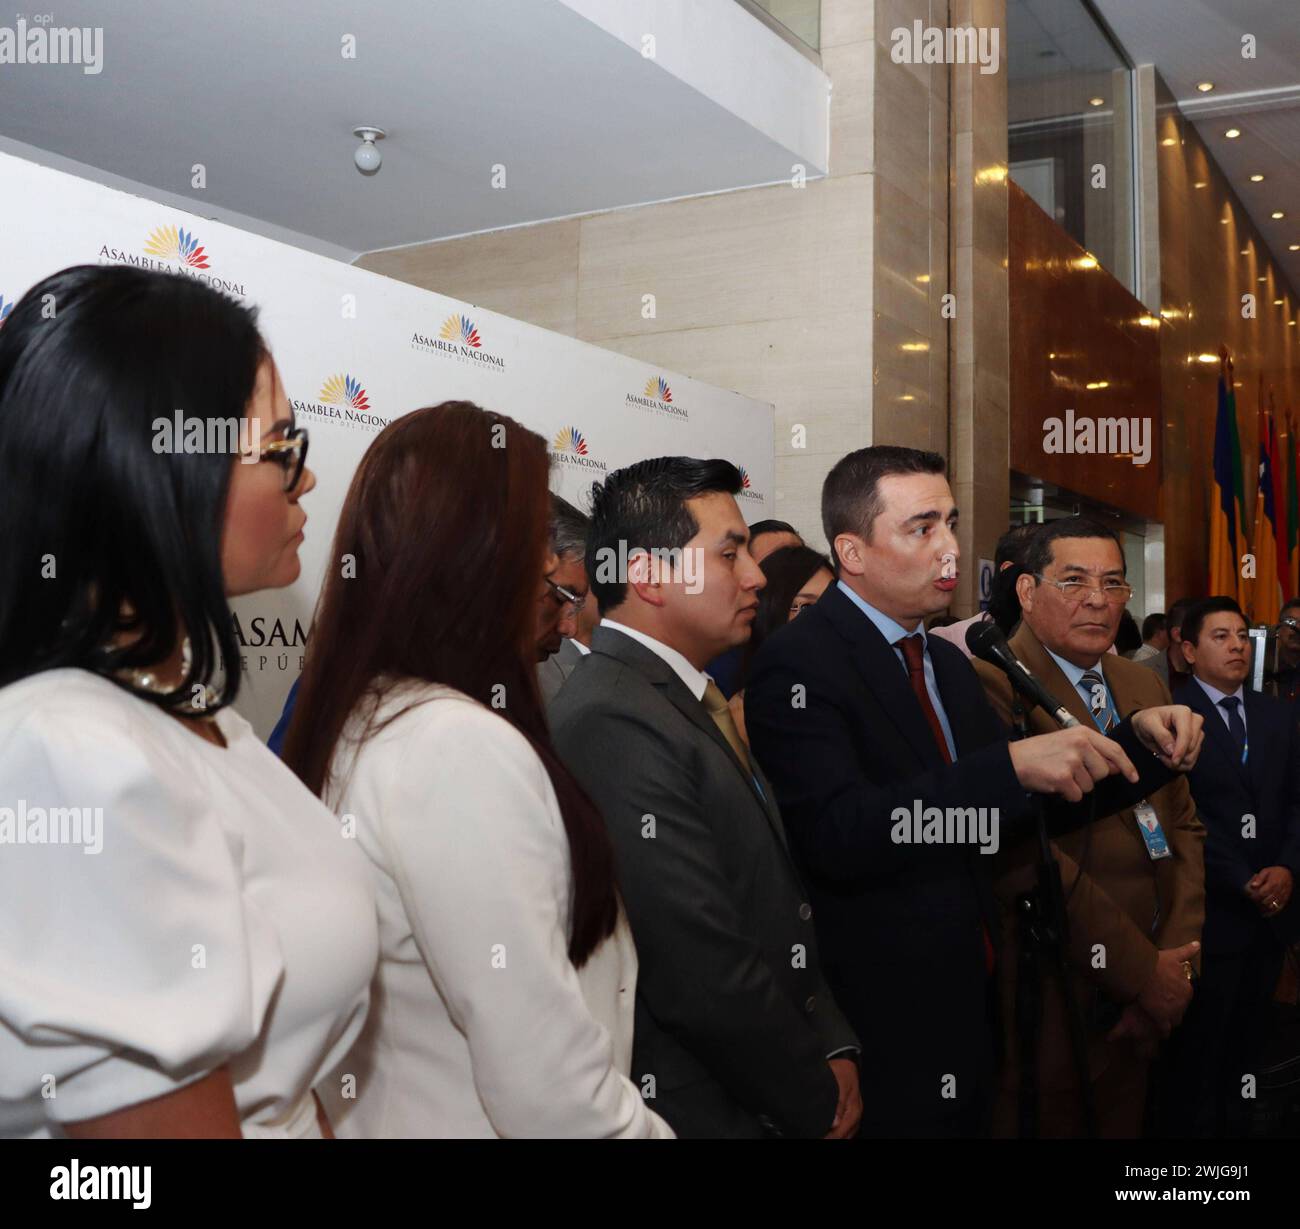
[1157,596,1300,1135]
[745,446,1205,1137]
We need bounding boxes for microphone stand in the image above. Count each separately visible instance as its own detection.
[1010,698,1098,1139]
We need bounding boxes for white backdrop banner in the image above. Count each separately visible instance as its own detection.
[0,152,775,738]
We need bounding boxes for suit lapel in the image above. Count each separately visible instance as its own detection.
[1185,676,1251,786]
[590,626,787,848]
[819,585,946,771]
[1009,626,1095,729]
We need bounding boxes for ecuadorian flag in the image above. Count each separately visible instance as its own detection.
[1209,370,1247,605]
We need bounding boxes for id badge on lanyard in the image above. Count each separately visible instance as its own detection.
[1133,799,1171,860]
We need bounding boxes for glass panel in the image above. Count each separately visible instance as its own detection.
[743,0,820,53]
[1007,0,1135,292]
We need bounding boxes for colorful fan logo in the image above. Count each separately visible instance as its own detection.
[0,295,12,326]
[737,466,752,489]
[644,376,672,403]
[143,225,210,269]
[319,373,371,410]
[439,313,482,348]
[553,427,588,455]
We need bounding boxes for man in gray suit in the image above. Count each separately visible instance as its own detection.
[550,457,861,1139]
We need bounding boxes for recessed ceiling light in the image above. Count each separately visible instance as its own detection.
[1197,82,1215,92]
[1275,299,1285,306]
[1272,211,1286,219]
[1194,181,1208,189]
[1089,97,1105,107]
[1291,244,1300,251]
[1259,277,1268,284]
[1225,128,1241,139]
[1161,137,1177,147]
[1221,218,1229,224]
[1241,248,1251,255]
[1250,174,1265,182]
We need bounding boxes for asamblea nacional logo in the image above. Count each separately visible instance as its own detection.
[625,374,688,420]
[411,312,505,372]
[549,426,608,473]
[291,372,392,433]
[97,222,247,297]
[735,464,764,504]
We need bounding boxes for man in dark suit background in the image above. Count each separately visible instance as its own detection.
[550,457,861,1139]
[744,445,1203,1137]
[1156,596,1300,1135]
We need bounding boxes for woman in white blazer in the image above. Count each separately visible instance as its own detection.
[0,265,378,1138]
[284,401,671,1139]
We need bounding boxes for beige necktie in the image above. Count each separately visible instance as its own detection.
[702,680,753,772]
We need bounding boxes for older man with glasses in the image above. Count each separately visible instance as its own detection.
[536,494,601,709]
[969,517,1206,1139]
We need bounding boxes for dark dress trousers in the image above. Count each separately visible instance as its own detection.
[1155,681,1300,1135]
[549,625,858,1139]
[744,583,1175,1136]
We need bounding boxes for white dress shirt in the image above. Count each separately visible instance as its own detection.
[600,619,709,700]
[320,680,673,1138]
[0,669,378,1139]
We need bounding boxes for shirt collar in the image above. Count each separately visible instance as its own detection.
[570,638,591,656]
[1193,674,1244,708]
[836,580,926,649]
[599,619,709,701]
[1043,645,1104,692]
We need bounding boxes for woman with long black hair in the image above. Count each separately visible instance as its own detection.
[0,265,377,1138]
[284,401,672,1138]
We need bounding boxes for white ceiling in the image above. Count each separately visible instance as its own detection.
[0,0,822,261]
[1092,0,1300,295]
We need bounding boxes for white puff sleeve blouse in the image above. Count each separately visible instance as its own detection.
[0,669,378,1138]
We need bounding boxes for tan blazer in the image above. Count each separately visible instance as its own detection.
[972,623,1205,1100]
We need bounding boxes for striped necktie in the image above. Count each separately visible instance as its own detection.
[1079,668,1114,732]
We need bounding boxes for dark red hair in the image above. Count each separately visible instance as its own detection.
[283,401,617,965]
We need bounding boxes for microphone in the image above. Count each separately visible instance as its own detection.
[966,620,1080,729]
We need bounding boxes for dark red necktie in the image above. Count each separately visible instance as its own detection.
[898,633,995,974]
[898,634,952,764]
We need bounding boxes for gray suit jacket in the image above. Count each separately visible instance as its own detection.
[537,636,584,707]
[549,625,858,1138]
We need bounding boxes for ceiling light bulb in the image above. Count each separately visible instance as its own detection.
[352,126,386,175]
[1250,174,1265,182]
[1225,128,1241,139]
[1196,82,1214,92]
[1272,211,1285,219]
[1089,97,1105,107]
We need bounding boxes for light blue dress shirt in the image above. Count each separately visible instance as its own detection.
[1191,675,1248,737]
[1044,647,1118,731]
[836,580,957,761]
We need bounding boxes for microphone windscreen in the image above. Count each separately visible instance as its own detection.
[965,618,1005,663]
